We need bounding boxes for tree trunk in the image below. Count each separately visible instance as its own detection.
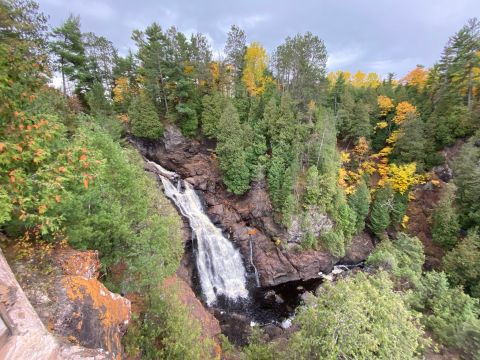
[61,59,67,98]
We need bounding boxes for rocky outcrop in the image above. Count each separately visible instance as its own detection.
[0,248,114,359]
[135,126,374,287]
[162,275,221,342]
[4,246,130,358]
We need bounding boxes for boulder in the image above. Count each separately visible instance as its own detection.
[0,249,114,359]
[5,246,130,358]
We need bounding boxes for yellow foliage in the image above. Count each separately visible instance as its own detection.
[386,130,400,145]
[365,72,381,88]
[307,100,316,113]
[352,71,366,88]
[393,101,417,125]
[340,151,351,163]
[378,146,393,157]
[361,161,376,175]
[375,121,388,130]
[377,96,394,116]
[401,215,409,228]
[354,137,369,157]
[431,179,441,187]
[242,42,270,96]
[209,61,220,82]
[401,66,429,88]
[112,76,130,103]
[387,163,418,194]
[183,63,194,74]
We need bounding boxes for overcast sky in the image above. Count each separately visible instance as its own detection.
[37,0,480,78]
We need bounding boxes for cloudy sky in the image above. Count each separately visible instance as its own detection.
[37,0,480,78]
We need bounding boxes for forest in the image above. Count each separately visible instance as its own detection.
[1,0,480,359]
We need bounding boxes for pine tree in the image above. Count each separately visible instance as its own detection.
[431,184,460,249]
[128,93,164,140]
[216,102,251,194]
[50,15,88,96]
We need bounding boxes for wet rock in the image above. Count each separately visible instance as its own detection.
[433,164,453,183]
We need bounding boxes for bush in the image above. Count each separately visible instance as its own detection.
[409,271,480,348]
[289,272,423,359]
[442,230,480,298]
[125,289,215,360]
[366,232,425,285]
[60,122,183,289]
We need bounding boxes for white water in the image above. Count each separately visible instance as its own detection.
[147,160,249,305]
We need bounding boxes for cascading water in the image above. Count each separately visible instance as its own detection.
[147,160,249,306]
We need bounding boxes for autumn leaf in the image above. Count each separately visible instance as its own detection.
[38,204,47,214]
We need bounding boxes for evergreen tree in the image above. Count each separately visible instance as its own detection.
[50,15,88,96]
[128,93,164,140]
[200,91,225,138]
[85,81,111,116]
[443,230,480,298]
[431,184,460,249]
[392,112,426,169]
[348,179,371,233]
[224,24,246,79]
[453,135,480,228]
[216,102,251,194]
[289,272,423,359]
[304,165,321,207]
[369,185,393,239]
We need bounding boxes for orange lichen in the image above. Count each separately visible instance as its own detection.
[62,276,130,330]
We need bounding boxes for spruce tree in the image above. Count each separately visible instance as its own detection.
[216,102,251,194]
[392,112,426,170]
[128,93,164,140]
[348,179,371,233]
[201,92,225,138]
[369,185,393,239]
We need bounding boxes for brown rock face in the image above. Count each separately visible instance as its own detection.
[60,275,130,355]
[162,275,221,341]
[0,248,114,359]
[5,246,130,358]
[133,127,374,287]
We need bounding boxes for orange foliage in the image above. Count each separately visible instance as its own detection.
[401,65,429,88]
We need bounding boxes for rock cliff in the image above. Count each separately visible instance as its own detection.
[0,244,130,359]
[136,126,374,287]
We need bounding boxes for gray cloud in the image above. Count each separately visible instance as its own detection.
[37,0,480,77]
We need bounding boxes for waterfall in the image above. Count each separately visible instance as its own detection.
[249,239,260,287]
[147,160,249,306]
